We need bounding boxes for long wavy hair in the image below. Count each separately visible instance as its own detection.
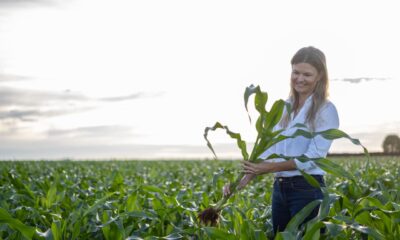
[280,46,329,131]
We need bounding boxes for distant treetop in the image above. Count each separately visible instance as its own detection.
[382,134,400,153]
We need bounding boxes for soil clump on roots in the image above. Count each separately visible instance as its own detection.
[198,207,220,226]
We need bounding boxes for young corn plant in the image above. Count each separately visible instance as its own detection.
[198,84,369,227]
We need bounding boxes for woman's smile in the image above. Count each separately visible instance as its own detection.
[291,62,320,97]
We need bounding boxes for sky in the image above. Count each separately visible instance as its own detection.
[0,0,399,160]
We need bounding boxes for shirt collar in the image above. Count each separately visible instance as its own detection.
[288,94,314,106]
[304,94,314,106]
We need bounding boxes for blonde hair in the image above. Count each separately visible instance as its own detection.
[281,46,329,131]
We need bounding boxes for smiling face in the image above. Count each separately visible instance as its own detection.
[291,62,321,99]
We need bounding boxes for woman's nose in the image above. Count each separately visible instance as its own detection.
[296,76,305,82]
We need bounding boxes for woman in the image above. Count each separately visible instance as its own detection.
[223,46,339,234]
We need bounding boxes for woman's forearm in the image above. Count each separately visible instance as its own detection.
[256,159,296,174]
[261,160,297,174]
[243,160,297,175]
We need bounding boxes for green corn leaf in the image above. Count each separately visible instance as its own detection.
[101,211,124,240]
[291,123,308,129]
[274,231,296,240]
[317,188,332,220]
[263,99,285,131]
[46,180,58,209]
[313,158,355,181]
[250,137,271,161]
[125,211,157,220]
[126,236,144,240]
[353,206,380,219]
[254,89,268,116]
[266,154,356,183]
[204,122,248,160]
[101,213,111,240]
[348,223,385,240]
[318,129,368,157]
[83,192,115,218]
[114,216,125,240]
[285,200,322,233]
[35,228,52,239]
[298,170,321,188]
[0,207,36,239]
[203,227,236,240]
[255,115,264,134]
[126,193,139,212]
[51,220,62,240]
[162,233,184,240]
[212,168,224,188]
[331,215,386,239]
[258,135,288,158]
[263,127,368,159]
[250,99,286,160]
[303,221,325,240]
[323,222,346,238]
[7,172,35,200]
[244,84,268,123]
[111,170,124,189]
[71,221,81,240]
[142,185,164,193]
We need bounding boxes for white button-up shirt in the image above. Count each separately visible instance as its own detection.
[259,95,339,177]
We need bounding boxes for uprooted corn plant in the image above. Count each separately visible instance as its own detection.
[198,84,387,239]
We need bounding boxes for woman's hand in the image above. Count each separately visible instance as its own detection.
[237,173,255,190]
[223,174,255,197]
[242,161,274,175]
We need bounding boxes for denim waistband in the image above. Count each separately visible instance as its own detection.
[275,175,324,183]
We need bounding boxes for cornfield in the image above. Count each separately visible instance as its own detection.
[1,157,399,239]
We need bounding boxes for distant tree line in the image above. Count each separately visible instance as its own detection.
[382,134,400,154]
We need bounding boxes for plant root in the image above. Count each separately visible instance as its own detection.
[198,207,220,226]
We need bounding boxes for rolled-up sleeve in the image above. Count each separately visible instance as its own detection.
[294,102,340,171]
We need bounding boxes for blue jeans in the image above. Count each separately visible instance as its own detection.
[272,175,324,234]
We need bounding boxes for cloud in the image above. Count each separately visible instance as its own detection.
[331,77,389,84]
[98,93,144,102]
[0,87,155,108]
[0,0,61,8]
[0,87,93,122]
[0,108,94,121]
[0,85,161,157]
[98,92,164,102]
[47,125,137,139]
[0,73,30,82]
[0,124,146,160]
[0,87,88,108]
[0,109,44,121]
[0,87,149,122]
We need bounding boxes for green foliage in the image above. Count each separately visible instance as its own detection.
[0,158,399,239]
[382,134,400,153]
[203,84,370,218]
[0,207,36,239]
[201,84,393,239]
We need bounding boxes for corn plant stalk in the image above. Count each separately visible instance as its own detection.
[199,84,368,226]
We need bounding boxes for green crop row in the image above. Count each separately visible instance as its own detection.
[0,157,399,239]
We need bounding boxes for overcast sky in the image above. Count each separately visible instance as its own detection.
[0,0,399,159]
